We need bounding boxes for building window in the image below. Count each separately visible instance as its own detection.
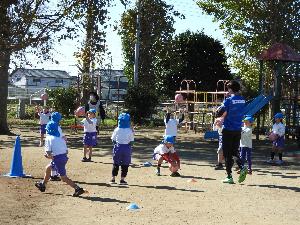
[33,78,41,83]
[56,79,63,84]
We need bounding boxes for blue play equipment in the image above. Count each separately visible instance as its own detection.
[5,136,30,178]
[204,131,219,140]
[243,94,273,116]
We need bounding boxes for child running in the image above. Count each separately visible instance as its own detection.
[35,112,85,197]
[153,135,181,177]
[110,113,134,185]
[267,113,285,165]
[81,109,97,162]
[239,116,254,174]
[214,116,225,170]
[36,106,51,147]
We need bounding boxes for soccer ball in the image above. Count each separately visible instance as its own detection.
[75,106,85,116]
[40,93,48,100]
[175,94,184,103]
[169,163,179,173]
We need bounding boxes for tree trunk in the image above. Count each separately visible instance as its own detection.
[0,51,11,134]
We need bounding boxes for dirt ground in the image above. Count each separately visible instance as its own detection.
[0,126,299,225]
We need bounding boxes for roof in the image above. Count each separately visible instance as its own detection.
[257,43,300,62]
[97,69,124,77]
[11,68,72,79]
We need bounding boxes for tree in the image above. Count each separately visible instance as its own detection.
[0,0,80,134]
[161,31,232,98]
[197,0,300,90]
[119,0,182,89]
[73,0,110,104]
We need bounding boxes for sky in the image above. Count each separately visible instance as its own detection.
[14,0,226,77]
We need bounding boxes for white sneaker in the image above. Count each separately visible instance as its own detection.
[266,159,275,164]
[275,160,284,165]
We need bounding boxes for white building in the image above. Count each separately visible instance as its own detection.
[10,68,76,94]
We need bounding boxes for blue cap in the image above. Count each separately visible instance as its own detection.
[46,121,60,137]
[243,116,254,123]
[164,135,174,144]
[118,113,131,128]
[88,109,97,114]
[274,113,283,119]
[51,112,62,123]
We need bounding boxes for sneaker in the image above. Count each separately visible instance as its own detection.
[248,169,252,175]
[50,175,61,181]
[238,167,247,183]
[222,176,234,184]
[275,160,284,165]
[72,187,85,197]
[81,157,88,162]
[109,179,116,184]
[156,168,161,176]
[214,164,224,170]
[119,180,128,185]
[35,181,46,192]
[266,159,275,164]
[170,172,181,177]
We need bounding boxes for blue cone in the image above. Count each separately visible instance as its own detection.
[143,162,152,167]
[6,136,28,177]
[126,203,140,210]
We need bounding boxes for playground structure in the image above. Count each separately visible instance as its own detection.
[173,79,229,134]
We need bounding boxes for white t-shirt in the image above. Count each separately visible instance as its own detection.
[154,144,176,155]
[164,119,179,136]
[81,118,97,133]
[39,112,51,125]
[272,123,285,137]
[240,126,252,148]
[111,127,134,144]
[44,127,67,156]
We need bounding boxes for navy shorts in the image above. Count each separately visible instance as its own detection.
[83,132,97,146]
[53,154,68,176]
[112,144,131,165]
[273,136,284,148]
[40,124,46,134]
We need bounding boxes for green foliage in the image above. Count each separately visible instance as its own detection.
[119,0,182,89]
[197,0,300,91]
[162,31,232,98]
[124,85,159,124]
[47,87,79,117]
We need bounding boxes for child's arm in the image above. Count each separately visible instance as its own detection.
[178,109,184,123]
[165,112,171,124]
[85,113,93,124]
[44,139,53,159]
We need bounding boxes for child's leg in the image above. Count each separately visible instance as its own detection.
[112,164,119,180]
[83,145,88,158]
[217,151,223,164]
[271,145,277,160]
[88,146,92,159]
[246,148,252,170]
[240,147,246,168]
[120,165,129,181]
[40,134,44,146]
[60,175,77,188]
[42,164,52,185]
[278,147,283,161]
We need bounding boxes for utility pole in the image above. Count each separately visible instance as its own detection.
[133,0,141,86]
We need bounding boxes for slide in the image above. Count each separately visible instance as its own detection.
[243,94,273,116]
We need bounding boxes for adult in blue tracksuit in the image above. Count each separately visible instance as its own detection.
[218,80,247,184]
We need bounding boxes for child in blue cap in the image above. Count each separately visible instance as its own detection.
[153,135,181,177]
[81,109,98,162]
[35,112,85,197]
[110,113,134,185]
[267,112,285,165]
[239,116,254,174]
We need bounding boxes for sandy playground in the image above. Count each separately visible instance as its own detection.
[0,126,299,225]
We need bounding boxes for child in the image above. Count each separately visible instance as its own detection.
[267,113,285,165]
[35,112,85,197]
[110,113,134,185]
[81,109,97,162]
[239,116,254,174]
[153,135,181,177]
[164,108,184,139]
[36,106,51,147]
[213,116,225,170]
